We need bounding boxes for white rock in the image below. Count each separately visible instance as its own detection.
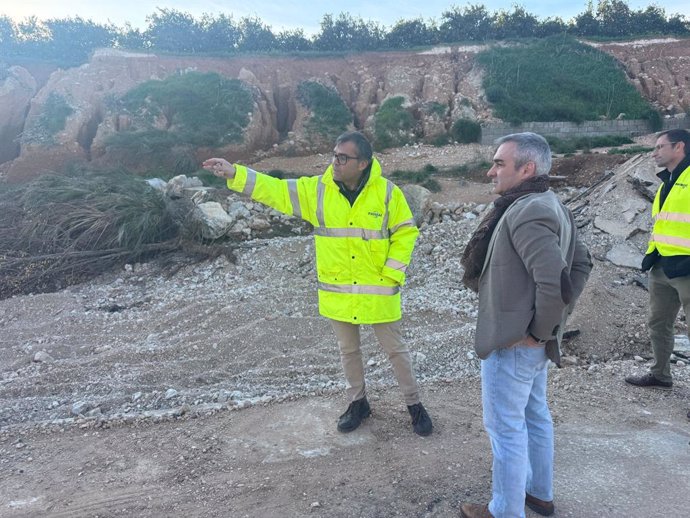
[33,351,54,363]
[165,389,178,400]
[71,401,90,415]
[146,178,167,191]
[195,202,234,240]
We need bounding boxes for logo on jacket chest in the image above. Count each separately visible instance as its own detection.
[368,211,383,218]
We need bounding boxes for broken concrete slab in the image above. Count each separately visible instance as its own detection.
[606,243,644,269]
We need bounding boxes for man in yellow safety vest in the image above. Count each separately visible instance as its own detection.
[625,129,690,421]
[203,131,432,435]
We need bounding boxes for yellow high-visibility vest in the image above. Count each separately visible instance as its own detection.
[227,158,418,324]
[646,163,690,256]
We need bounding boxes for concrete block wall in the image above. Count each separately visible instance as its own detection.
[479,115,690,145]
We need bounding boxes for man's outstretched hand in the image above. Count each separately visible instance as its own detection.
[202,158,236,179]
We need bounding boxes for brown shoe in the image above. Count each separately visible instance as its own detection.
[460,502,494,518]
[526,493,555,516]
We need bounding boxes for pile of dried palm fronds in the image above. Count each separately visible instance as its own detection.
[0,168,187,299]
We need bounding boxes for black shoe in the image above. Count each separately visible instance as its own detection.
[624,372,672,389]
[337,397,371,433]
[525,493,555,516]
[407,402,432,436]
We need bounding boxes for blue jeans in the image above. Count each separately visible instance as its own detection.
[481,345,553,518]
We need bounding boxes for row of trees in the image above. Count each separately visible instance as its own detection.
[1,1,688,65]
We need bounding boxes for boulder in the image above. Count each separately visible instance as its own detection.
[400,184,432,227]
[194,202,234,239]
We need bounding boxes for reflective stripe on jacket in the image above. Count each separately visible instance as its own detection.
[227,158,418,324]
[646,163,690,256]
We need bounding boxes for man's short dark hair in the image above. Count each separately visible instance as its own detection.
[658,129,690,156]
[336,131,373,162]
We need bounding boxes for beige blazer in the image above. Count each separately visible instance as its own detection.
[474,190,592,365]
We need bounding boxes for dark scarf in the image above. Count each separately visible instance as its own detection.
[461,175,550,293]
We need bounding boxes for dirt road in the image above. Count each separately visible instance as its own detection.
[1,373,689,517]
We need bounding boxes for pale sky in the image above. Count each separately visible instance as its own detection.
[1,1,688,36]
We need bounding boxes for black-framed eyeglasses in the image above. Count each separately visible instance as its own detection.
[332,153,360,165]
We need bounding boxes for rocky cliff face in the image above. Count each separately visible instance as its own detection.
[1,46,487,182]
[0,67,36,165]
[1,39,688,182]
[594,38,690,115]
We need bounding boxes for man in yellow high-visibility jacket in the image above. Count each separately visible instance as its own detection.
[625,129,690,420]
[203,131,432,435]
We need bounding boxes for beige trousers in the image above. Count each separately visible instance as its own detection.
[329,319,420,406]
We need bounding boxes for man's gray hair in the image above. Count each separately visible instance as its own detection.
[495,132,552,176]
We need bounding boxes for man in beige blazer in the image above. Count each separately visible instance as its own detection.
[459,132,592,518]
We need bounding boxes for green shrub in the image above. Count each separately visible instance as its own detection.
[296,81,352,141]
[451,118,482,143]
[24,92,74,144]
[42,93,74,135]
[116,72,253,148]
[423,101,448,117]
[477,35,653,123]
[485,85,507,104]
[374,96,415,149]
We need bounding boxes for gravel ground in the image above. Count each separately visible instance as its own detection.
[1,144,689,517]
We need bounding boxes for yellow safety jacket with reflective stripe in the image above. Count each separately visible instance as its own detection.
[646,163,690,256]
[226,158,419,324]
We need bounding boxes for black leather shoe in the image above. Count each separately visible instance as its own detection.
[525,493,555,516]
[337,397,371,432]
[624,372,672,389]
[407,402,432,436]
